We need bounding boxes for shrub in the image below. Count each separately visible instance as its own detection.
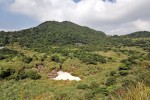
[93,87,109,96]
[51,55,60,63]
[15,69,41,80]
[15,69,27,80]
[0,55,6,60]
[110,71,116,76]
[105,76,116,86]
[119,70,128,76]
[89,82,99,89]
[26,70,41,80]
[73,51,106,65]
[118,64,131,70]
[22,56,33,63]
[0,68,15,79]
[121,57,136,65]
[76,83,89,90]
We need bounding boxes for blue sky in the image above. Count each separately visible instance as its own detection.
[73,0,81,3]
[0,0,80,30]
[0,0,150,35]
[0,0,39,30]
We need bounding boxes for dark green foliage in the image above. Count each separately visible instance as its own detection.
[0,32,9,46]
[118,64,131,70]
[105,76,116,86]
[74,51,106,64]
[76,83,89,90]
[121,58,135,65]
[119,70,128,76]
[22,56,33,63]
[125,31,150,38]
[110,71,117,76]
[15,68,27,80]
[0,68,15,79]
[93,87,109,96]
[25,70,41,80]
[0,48,21,60]
[51,55,60,63]
[0,55,6,60]
[0,21,105,49]
[15,68,41,80]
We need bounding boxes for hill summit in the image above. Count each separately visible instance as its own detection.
[0,21,106,47]
[125,31,150,38]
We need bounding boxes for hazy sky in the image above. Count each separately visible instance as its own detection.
[0,0,150,35]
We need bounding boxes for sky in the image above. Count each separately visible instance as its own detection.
[0,0,150,35]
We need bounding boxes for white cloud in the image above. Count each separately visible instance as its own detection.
[133,19,150,31]
[8,0,150,35]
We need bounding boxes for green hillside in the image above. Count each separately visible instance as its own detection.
[124,31,150,38]
[0,21,150,100]
[0,21,105,47]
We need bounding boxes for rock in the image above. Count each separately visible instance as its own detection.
[48,68,58,78]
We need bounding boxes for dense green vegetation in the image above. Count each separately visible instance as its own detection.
[0,21,150,100]
[125,31,150,38]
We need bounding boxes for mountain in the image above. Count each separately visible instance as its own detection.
[124,31,150,38]
[1,21,150,100]
[0,21,106,48]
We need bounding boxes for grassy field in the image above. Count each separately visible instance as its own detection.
[0,39,150,100]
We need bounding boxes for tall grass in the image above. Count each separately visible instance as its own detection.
[110,82,150,100]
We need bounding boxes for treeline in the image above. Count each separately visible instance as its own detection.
[0,21,106,47]
[0,48,22,60]
[125,31,150,38]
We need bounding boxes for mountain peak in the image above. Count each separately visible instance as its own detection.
[125,31,150,38]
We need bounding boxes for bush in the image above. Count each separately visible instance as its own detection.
[118,64,131,70]
[93,87,109,96]
[15,69,41,80]
[22,57,33,63]
[51,55,60,63]
[89,82,99,89]
[121,57,136,65]
[74,51,106,65]
[105,76,116,86]
[26,70,41,80]
[0,55,6,60]
[119,70,128,76]
[15,68,27,80]
[0,68,15,79]
[110,71,116,76]
[76,83,89,90]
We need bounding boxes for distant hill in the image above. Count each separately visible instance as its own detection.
[124,31,150,38]
[0,21,106,47]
